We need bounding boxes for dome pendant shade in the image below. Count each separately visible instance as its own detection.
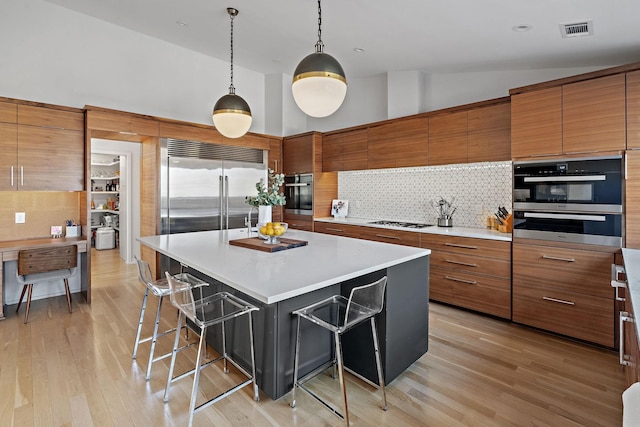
[212,93,252,139]
[292,52,347,117]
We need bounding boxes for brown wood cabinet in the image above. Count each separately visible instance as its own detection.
[512,241,615,347]
[0,101,17,123]
[368,118,428,169]
[358,226,421,247]
[421,234,511,319]
[428,111,468,165]
[313,221,362,239]
[283,134,313,174]
[0,105,84,191]
[627,70,640,150]
[322,128,368,171]
[511,87,563,158]
[621,278,640,386]
[563,74,626,154]
[284,213,313,231]
[467,103,511,162]
[626,151,640,248]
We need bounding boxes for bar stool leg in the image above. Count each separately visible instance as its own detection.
[334,331,349,426]
[146,295,164,380]
[16,285,28,314]
[24,284,34,324]
[290,315,302,408]
[188,325,207,427]
[132,288,149,359]
[248,311,259,401]
[64,278,72,313]
[371,317,387,410]
[164,311,184,403]
[221,299,228,373]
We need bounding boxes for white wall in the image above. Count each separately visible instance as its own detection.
[0,0,266,132]
[0,0,616,136]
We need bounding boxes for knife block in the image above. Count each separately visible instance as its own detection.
[497,214,513,233]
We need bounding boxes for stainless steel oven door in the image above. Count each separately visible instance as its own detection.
[513,210,622,247]
[284,174,313,215]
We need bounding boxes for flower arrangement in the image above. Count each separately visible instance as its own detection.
[246,169,286,207]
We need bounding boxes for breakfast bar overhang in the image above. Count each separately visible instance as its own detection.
[138,229,430,400]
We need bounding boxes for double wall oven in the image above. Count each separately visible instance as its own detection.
[284,174,313,215]
[513,155,623,247]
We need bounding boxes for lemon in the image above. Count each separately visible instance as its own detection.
[259,226,268,235]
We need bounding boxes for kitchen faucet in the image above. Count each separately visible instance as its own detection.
[246,206,258,235]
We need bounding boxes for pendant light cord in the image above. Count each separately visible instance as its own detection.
[315,0,324,53]
[229,10,236,94]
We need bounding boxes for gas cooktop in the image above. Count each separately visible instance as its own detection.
[368,220,433,229]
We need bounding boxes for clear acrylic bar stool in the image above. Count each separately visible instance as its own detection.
[132,257,204,379]
[290,276,388,426]
[164,272,260,427]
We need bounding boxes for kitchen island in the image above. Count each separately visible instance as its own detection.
[138,228,430,400]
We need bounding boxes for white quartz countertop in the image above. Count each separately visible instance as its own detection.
[314,217,512,242]
[138,229,430,305]
[622,248,640,348]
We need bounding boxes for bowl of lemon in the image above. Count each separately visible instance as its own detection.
[257,222,288,244]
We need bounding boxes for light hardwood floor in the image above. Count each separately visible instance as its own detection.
[0,248,626,426]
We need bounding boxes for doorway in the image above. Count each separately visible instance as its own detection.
[90,139,142,264]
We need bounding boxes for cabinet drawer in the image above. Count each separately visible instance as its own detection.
[513,243,613,299]
[430,250,510,278]
[513,283,614,347]
[421,234,510,260]
[430,268,511,319]
[18,105,84,131]
[314,222,361,238]
[285,217,313,231]
[359,226,420,247]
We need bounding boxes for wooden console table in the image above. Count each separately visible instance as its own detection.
[0,237,88,320]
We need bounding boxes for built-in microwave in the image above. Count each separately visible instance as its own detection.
[513,155,623,247]
[284,174,313,215]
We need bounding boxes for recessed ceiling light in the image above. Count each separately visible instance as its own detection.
[512,24,532,32]
[176,20,188,27]
[354,48,365,53]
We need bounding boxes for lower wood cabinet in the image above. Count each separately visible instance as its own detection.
[313,221,361,239]
[420,234,511,319]
[358,226,421,247]
[512,241,615,347]
[284,214,313,231]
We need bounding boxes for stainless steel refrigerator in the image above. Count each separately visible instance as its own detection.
[160,138,267,273]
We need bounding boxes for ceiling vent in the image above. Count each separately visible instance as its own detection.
[560,20,593,38]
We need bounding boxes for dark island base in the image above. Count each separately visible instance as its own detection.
[179,255,429,400]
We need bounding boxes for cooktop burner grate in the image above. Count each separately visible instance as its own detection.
[368,220,433,229]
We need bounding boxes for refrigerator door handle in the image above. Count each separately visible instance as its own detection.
[225,175,229,230]
[219,175,224,229]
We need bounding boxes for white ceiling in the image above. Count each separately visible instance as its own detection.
[45,0,640,79]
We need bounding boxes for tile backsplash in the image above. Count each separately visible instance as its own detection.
[338,161,513,228]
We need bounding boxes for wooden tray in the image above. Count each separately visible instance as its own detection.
[229,237,308,253]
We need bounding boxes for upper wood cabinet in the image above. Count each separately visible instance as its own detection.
[563,74,626,154]
[428,111,468,165]
[0,122,17,191]
[627,70,640,150]
[467,103,511,162]
[511,87,563,158]
[626,150,640,248]
[283,134,313,174]
[268,138,282,173]
[322,128,368,171]
[368,118,428,169]
[0,104,84,191]
[0,101,17,124]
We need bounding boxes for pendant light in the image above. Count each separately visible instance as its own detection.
[292,0,347,118]
[213,7,252,138]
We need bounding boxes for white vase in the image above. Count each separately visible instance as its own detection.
[258,205,272,224]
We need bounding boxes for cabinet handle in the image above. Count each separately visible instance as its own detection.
[274,160,278,172]
[375,234,400,240]
[611,264,627,302]
[20,166,23,186]
[542,296,575,306]
[10,165,14,187]
[619,311,634,366]
[445,275,477,285]
[326,227,344,232]
[541,255,576,263]
[445,259,478,268]
[444,243,478,250]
